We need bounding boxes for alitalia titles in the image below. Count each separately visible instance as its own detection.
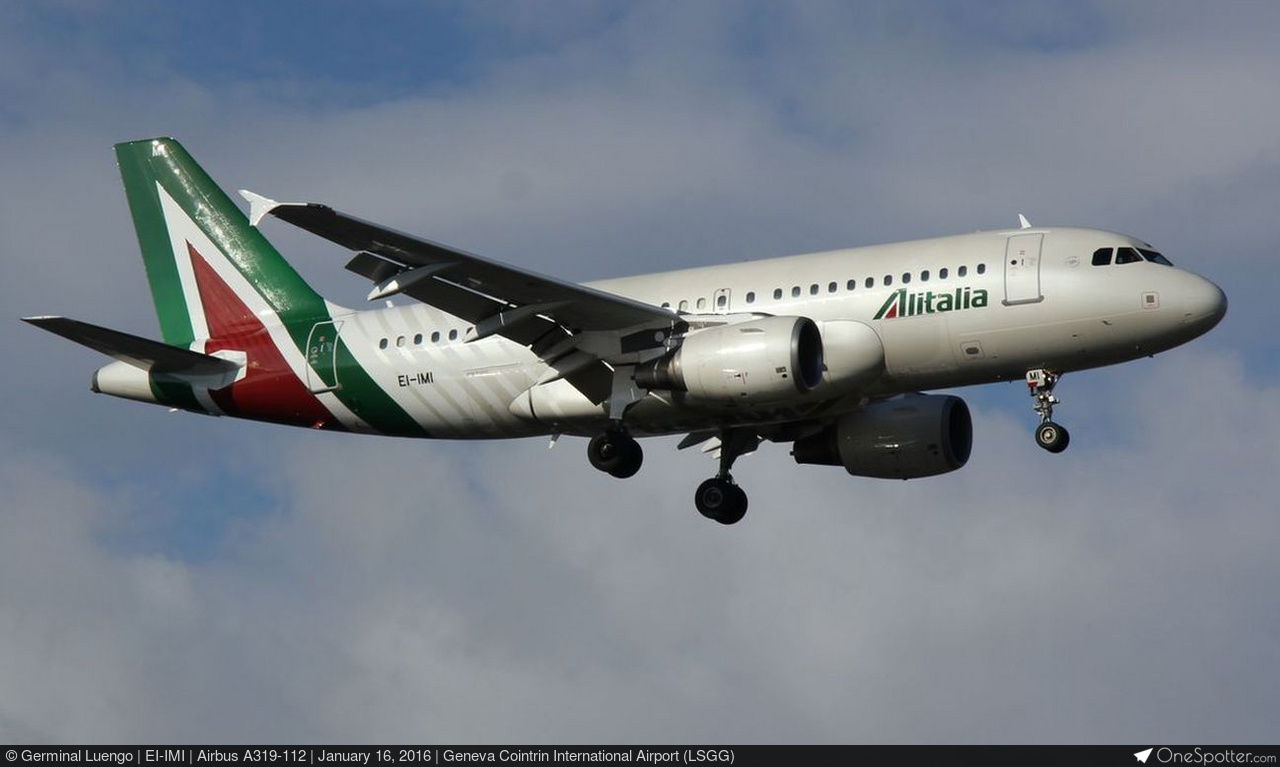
[874,286,988,320]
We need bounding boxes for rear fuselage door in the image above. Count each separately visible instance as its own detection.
[1004,233,1044,305]
[305,320,342,393]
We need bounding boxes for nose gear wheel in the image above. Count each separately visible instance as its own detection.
[1026,369,1071,453]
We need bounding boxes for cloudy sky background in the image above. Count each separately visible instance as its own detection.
[2,0,1278,743]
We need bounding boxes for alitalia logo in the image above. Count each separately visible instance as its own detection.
[874,286,989,320]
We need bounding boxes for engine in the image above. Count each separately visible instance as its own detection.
[792,393,972,479]
[635,316,824,402]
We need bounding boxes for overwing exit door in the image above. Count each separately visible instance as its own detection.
[1004,234,1044,305]
[712,287,732,313]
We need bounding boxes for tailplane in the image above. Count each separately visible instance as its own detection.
[22,316,243,406]
[21,316,240,376]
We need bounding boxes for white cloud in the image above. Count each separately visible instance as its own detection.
[2,347,1276,742]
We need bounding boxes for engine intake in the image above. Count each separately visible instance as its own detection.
[635,316,823,402]
[792,394,972,479]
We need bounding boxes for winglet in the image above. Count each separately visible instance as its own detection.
[1018,213,1032,229]
[238,189,279,228]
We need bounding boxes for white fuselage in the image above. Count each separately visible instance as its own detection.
[328,227,1226,439]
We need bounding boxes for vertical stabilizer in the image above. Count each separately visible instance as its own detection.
[114,137,328,346]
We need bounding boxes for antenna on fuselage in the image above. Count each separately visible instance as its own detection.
[1017,213,1032,229]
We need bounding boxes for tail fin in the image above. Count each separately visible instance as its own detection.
[114,138,329,346]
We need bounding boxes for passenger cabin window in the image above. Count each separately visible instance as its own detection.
[884,274,893,286]
[696,297,707,310]
[448,329,458,341]
[792,286,801,298]
[921,270,930,282]
[431,331,441,343]
[661,302,670,309]
[715,294,727,308]
[847,279,857,291]
[414,333,423,345]
[396,336,406,348]
[902,272,911,284]
[773,288,783,300]
[1092,248,1113,266]
[1140,248,1173,266]
[865,277,874,289]
[977,263,986,275]
[745,291,755,304]
[809,284,819,296]
[378,338,388,350]
[679,299,689,312]
[958,266,968,277]
[1116,247,1143,265]
[828,281,838,293]
[939,267,949,280]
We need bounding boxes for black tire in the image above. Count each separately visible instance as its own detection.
[589,432,642,477]
[695,478,748,524]
[717,485,748,525]
[608,439,643,478]
[1035,421,1070,453]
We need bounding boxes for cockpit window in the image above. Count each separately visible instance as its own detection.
[1140,248,1173,266]
[1091,248,1113,266]
[1115,247,1143,265]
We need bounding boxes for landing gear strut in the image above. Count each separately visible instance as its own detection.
[1026,369,1070,453]
[693,429,757,525]
[588,429,643,478]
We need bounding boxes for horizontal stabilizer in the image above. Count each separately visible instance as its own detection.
[22,316,241,376]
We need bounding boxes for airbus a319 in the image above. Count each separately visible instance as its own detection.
[26,138,1227,524]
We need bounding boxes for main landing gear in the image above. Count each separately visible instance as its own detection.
[694,429,757,526]
[694,478,747,526]
[587,429,643,478]
[586,426,754,525]
[1026,369,1070,453]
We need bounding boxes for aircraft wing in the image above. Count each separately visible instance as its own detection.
[240,192,676,345]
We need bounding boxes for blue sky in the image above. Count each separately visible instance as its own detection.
[2,0,1278,744]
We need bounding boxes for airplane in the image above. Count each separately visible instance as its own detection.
[24,138,1227,525]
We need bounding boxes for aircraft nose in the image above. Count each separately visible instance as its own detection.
[1182,275,1228,333]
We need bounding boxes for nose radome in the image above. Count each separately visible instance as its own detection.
[1183,275,1228,331]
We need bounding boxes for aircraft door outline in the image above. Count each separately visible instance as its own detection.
[305,320,343,393]
[712,287,732,313]
[1004,233,1044,306]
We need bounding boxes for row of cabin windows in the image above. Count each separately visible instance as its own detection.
[378,327,469,350]
[658,263,987,311]
[1091,247,1173,267]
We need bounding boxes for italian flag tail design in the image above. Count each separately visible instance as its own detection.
[113,138,420,434]
[115,138,327,347]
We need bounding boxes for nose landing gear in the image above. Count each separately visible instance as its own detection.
[1026,369,1070,453]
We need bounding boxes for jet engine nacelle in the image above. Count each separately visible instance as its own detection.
[635,316,824,402]
[792,393,972,479]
